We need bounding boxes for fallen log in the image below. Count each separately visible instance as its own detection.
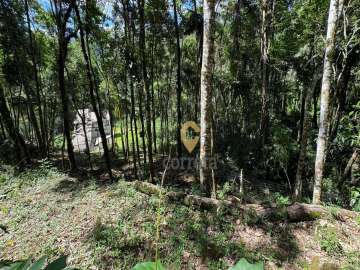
[132,181,359,222]
[183,194,233,210]
[133,180,186,201]
[286,203,327,222]
[134,180,163,196]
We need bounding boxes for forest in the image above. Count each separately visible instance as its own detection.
[0,0,359,269]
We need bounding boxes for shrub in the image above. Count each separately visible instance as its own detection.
[316,225,343,256]
[350,187,360,212]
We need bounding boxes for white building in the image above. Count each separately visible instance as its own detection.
[72,109,113,152]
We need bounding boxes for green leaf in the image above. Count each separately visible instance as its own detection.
[43,256,67,270]
[0,261,27,270]
[28,256,46,270]
[9,261,27,270]
[132,261,166,270]
[228,258,264,270]
[0,260,14,269]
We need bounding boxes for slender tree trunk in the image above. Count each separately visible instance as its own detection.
[130,78,142,172]
[194,1,202,122]
[127,6,147,164]
[200,0,216,196]
[122,21,138,177]
[259,0,272,147]
[58,36,76,170]
[53,1,77,170]
[129,81,138,178]
[160,96,164,156]
[124,110,130,159]
[172,0,182,157]
[25,107,32,140]
[105,78,115,152]
[21,112,28,139]
[123,0,140,170]
[121,0,130,161]
[232,0,242,77]
[150,42,157,154]
[48,99,57,151]
[138,0,155,182]
[74,4,112,179]
[313,0,343,204]
[297,88,306,143]
[137,83,147,163]
[119,118,127,158]
[25,0,46,153]
[294,73,320,201]
[79,109,93,171]
[130,114,138,177]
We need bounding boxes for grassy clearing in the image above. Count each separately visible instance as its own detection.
[1,163,360,269]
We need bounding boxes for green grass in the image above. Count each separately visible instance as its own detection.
[0,163,257,269]
[2,163,360,269]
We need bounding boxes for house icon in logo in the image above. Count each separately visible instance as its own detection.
[180,121,200,153]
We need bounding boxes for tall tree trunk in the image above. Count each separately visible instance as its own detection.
[172,0,182,157]
[231,0,242,77]
[313,0,343,204]
[194,1,203,122]
[54,1,77,170]
[259,0,272,147]
[24,0,46,153]
[58,37,76,170]
[74,3,112,179]
[122,20,138,177]
[138,0,155,182]
[121,0,131,161]
[294,73,320,201]
[124,110,130,159]
[128,65,141,168]
[119,118,127,158]
[150,42,157,154]
[123,5,139,176]
[200,0,216,196]
[138,83,147,163]
[297,87,306,143]
[105,78,115,152]
[128,8,147,164]
[130,78,142,173]
[48,99,57,151]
